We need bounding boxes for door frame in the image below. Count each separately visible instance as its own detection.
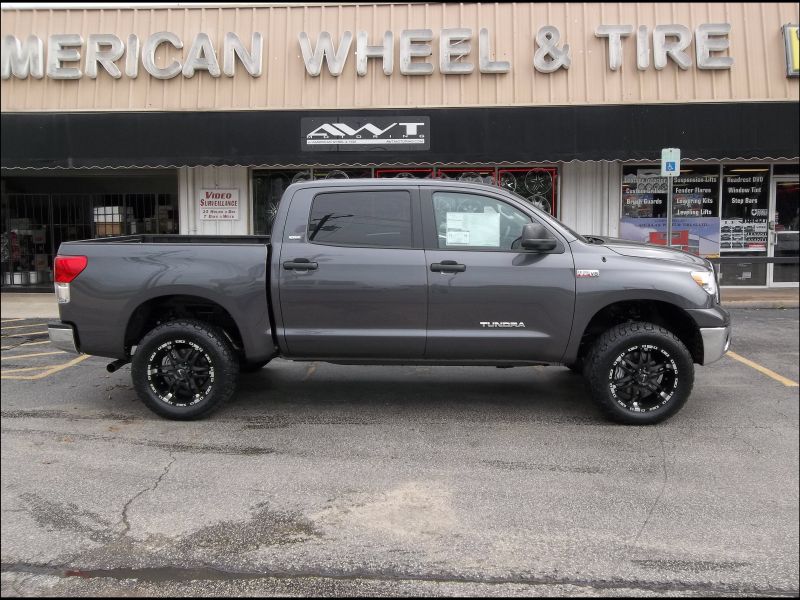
[768,174,800,287]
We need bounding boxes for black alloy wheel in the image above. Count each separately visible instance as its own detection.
[147,340,214,407]
[132,319,239,420]
[608,344,678,412]
[585,321,694,424]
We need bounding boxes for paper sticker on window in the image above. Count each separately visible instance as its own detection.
[447,230,470,245]
[446,212,500,247]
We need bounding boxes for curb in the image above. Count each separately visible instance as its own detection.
[721,302,799,309]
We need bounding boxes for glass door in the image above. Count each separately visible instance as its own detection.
[769,177,799,286]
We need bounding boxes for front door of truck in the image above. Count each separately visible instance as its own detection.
[422,188,576,362]
[278,187,427,359]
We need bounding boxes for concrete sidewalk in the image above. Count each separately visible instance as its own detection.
[2,288,798,320]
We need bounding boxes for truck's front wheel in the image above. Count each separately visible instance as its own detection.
[131,319,239,420]
[585,322,694,425]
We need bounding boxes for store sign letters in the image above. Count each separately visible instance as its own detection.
[199,189,239,221]
[2,22,736,81]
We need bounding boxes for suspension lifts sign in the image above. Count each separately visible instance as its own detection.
[2,23,738,81]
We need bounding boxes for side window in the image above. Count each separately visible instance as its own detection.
[308,191,413,248]
[432,192,531,250]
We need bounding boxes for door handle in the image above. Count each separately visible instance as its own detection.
[283,258,318,271]
[430,260,466,273]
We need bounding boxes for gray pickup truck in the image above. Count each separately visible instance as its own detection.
[48,179,730,424]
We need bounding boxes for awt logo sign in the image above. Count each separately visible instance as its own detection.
[301,116,429,151]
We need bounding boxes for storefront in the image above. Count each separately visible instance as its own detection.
[2,2,798,288]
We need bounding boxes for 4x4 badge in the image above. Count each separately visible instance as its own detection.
[576,270,600,278]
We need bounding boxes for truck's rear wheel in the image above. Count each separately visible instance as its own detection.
[585,322,694,425]
[131,319,239,420]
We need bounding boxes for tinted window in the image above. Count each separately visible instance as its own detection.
[308,191,413,248]
[432,192,531,250]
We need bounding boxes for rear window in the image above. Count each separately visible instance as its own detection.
[308,191,413,248]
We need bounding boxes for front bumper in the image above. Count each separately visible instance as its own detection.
[48,323,80,354]
[700,326,731,365]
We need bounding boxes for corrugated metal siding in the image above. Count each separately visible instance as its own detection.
[2,2,798,112]
[179,165,250,235]
[560,161,621,236]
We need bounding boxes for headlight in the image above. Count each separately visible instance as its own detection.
[691,270,717,296]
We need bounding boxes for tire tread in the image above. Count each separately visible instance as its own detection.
[585,321,694,424]
[131,319,239,420]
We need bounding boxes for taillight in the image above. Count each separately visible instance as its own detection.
[54,255,88,283]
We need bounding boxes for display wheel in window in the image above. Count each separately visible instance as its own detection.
[498,172,518,192]
[524,170,553,197]
[528,195,552,214]
[291,171,312,184]
[322,170,349,179]
[457,172,493,184]
[266,202,279,226]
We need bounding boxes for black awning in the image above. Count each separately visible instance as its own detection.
[1,102,797,169]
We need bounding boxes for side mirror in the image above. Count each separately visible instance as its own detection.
[521,223,558,251]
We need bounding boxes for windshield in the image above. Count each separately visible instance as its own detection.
[504,188,588,243]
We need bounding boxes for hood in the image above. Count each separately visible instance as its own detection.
[587,236,710,268]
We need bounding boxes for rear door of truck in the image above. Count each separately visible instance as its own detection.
[276,185,427,359]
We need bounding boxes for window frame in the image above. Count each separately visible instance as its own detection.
[306,187,424,250]
[420,186,565,254]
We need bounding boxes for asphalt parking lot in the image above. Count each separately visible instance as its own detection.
[1,308,798,597]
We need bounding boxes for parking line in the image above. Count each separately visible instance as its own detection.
[1,355,90,380]
[1,340,52,350]
[2,331,48,338]
[0,323,48,330]
[727,351,799,387]
[1,351,65,361]
[0,318,25,323]
[1,365,50,373]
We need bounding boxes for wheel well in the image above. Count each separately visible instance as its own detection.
[576,300,703,364]
[124,295,244,356]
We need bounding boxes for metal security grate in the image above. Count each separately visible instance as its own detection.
[2,192,178,288]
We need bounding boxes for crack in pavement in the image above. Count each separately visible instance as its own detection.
[1,427,275,456]
[1,562,797,597]
[119,453,176,538]
[632,429,668,547]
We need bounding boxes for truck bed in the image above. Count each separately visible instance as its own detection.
[56,235,274,362]
[62,234,272,245]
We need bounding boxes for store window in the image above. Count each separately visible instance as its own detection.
[1,172,178,289]
[376,168,433,179]
[495,168,558,217]
[620,165,720,257]
[718,165,770,286]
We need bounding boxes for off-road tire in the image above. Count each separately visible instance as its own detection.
[131,319,239,420]
[585,321,694,425]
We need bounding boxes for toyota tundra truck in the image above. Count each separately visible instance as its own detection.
[47,179,731,424]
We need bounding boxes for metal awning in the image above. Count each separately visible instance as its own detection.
[2,102,798,170]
